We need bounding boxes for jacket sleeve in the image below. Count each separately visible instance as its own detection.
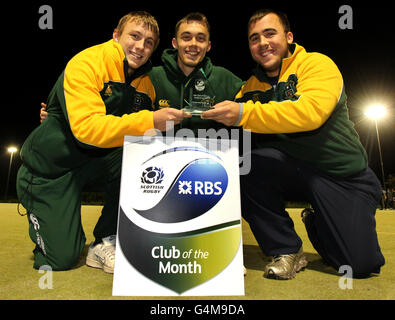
[62,56,155,149]
[238,53,344,134]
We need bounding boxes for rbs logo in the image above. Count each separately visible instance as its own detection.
[178,180,223,195]
[135,154,228,223]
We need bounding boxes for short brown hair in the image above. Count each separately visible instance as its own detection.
[116,11,160,48]
[175,12,211,38]
[248,9,291,34]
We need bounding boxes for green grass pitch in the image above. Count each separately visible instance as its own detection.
[1,203,394,300]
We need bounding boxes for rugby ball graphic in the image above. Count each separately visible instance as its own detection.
[133,146,228,223]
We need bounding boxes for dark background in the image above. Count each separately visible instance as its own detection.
[1,0,394,199]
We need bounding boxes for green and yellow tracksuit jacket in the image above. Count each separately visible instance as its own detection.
[148,48,244,134]
[236,43,367,177]
[20,39,156,177]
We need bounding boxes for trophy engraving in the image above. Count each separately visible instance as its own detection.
[182,95,215,116]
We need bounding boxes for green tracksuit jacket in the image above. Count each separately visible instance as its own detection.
[148,48,244,134]
[17,40,157,270]
[20,40,156,178]
[236,43,368,177]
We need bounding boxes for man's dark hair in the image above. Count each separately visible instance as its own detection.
[175,12,211,38]
[248,9,291,34]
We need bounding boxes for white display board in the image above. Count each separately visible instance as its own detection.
[113,136,244,296]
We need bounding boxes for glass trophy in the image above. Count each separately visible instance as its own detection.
[182,95,215,116]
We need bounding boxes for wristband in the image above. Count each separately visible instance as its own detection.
[234,103,243,126]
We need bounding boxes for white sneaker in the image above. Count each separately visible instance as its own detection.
[86,235,116,273]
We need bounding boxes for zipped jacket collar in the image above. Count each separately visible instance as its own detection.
[253,43,304,82]
[161,48,213,84]
[123,58,153,84]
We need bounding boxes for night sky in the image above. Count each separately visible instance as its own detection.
[1,1,394,198]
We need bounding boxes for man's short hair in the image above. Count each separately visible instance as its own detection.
[174,12,211,38]
[116,11,160,48]
[248,9,291,34]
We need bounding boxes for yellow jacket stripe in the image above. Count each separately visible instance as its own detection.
[236,44,343,133]
[63,40,155,148]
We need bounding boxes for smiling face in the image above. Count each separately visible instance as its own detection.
[248,13,293,77]
[113,19,158,74]
[172,20,211,76]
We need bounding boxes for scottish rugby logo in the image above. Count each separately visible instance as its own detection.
[134,147,228,223]
[140,167,165,194]
[141,167,164,184]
